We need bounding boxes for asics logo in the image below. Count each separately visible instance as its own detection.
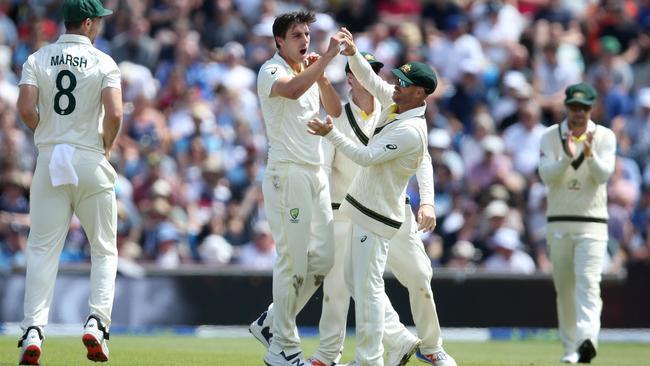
[360,235,368,243]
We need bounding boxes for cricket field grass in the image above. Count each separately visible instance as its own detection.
[1,336,649,365]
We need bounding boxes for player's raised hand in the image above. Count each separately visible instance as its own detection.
[565,129,576,157]
[307,115,334,136]
[339,27,356,56]
[583,131,594,158]
[304,52,321,68]
[417,204,437,232]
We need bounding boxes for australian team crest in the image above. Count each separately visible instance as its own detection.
[365,54,376,62]
[290,208,300,223]
[400,63,412,74]
[572,91,585,99]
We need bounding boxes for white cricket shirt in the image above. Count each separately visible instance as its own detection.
[19,34,121,154]
[257,53,322,166]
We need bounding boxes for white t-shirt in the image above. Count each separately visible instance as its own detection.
[19,34,121,154]
[257,53,322,165]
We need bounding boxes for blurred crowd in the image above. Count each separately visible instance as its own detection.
[1,0,649,274]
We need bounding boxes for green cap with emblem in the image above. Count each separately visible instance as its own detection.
[345,52,384,74]
[564,83,598,106]
[62,0,113,22]
[392,62,438,94]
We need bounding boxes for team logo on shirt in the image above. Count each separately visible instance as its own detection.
[290,208,300,223]
[385,144,397,150]
[568,179,581,191]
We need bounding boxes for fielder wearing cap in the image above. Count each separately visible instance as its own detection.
[308,36,457,365]
[62,0,113,22]
[391,61,438,95]
[539,81,616,364]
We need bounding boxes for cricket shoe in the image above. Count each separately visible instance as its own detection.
[307,357,338,366]
[82,315,110,362]
[577,339,596,364]
[386,336,421,366]
[561,352,579,364]
[264,350,309,366]
[415,348,458,366]
[18,327,43,365]
[249,308,273,348]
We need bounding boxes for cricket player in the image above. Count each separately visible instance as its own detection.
[15,0,122,364]
[306,33,439,366]
[538,83,616,364]
[311,52,457,366]
[255,10,347,366]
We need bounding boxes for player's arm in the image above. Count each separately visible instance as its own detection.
[538,130,571,185]
[342,30,394,107]
[415,149,436,231]
[585,129,616,184]
[271,32,346,100]
[17,85,39,132]
[308,115,418,167]
[317,76,342,117]
[102,87,123,158]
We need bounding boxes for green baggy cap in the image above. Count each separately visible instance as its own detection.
[62,0,113,22]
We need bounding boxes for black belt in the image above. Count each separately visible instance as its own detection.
[547,216,607,224]
[332,196,410,210]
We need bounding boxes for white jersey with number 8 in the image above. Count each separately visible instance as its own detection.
[19,34,121,154]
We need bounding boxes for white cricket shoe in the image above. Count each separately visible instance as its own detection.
[264,350,309,366]
[386,336,421,366]
[415,348,458,366]
[82,315,110,362]
[249,308,273,348]
[561,352,579,364]
[18,327,43,365]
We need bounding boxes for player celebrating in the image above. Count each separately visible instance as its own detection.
[16,0,122,364]
[307,33,446,366]
[538,83,616,364]
[254,10,347,366]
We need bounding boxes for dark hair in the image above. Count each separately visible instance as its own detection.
[64,20,85,30]
[272,11,316,49]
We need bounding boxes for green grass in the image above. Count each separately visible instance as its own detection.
[1,336,649,365]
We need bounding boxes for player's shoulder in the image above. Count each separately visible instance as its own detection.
[259,56,287,77]
[91,47,119,69]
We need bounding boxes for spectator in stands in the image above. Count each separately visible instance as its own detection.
[482,227,536,274]
[237,220,276,269]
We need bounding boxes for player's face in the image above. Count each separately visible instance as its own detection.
[87,17,102,43]
[277,23,310,66]
[566,103,591,129]
[392,78,424,105]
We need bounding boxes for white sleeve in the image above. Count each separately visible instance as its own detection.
[416,149,435,206]
[325,123,420,167]
[19,55,38,87]
[587,128,616,184]
[102,58,121,90]
[538,130,572,185]
[257,62,288,97]
[348,52,395,108]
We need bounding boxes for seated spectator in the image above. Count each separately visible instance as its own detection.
[483,227,536,274]
[237,220,276,269]
[446,240,481,271]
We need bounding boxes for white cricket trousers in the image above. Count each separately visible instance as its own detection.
[346,224,390,366]
[262,162,334,355]
[548,231,607,355]
[22,147,118,331]
[316,206,443,363]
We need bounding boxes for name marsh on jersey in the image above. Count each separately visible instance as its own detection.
[51,54,88,68]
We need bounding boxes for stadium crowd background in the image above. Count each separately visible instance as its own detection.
[0,0,649,275]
